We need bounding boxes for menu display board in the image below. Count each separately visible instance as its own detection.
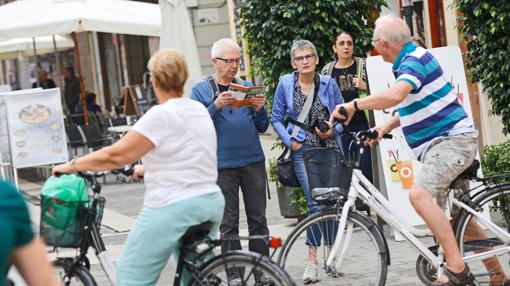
[0,88,42,165]
[5,88,68,168]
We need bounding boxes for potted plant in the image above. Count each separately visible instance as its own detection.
[482,141,510,223]
[268,158,308,219]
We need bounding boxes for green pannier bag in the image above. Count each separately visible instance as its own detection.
[40,174,88,247]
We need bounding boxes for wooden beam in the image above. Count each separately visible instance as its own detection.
[455,11,484,151]
[71,32,89,125]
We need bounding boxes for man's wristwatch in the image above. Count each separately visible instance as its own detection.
[353,99,361,111]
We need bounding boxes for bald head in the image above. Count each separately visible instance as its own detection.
[373,15,412,47]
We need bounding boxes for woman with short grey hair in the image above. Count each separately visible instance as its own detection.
[290,40,318,63]
[272,39,344,284]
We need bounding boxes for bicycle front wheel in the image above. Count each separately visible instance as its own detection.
[54,264,97,286]
[192,251,295,286]
[277,209,388,285]
[455,185,510,285]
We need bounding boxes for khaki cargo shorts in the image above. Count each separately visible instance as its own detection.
[415,132,478,208]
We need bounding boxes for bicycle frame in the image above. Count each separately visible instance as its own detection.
[54,177,117,286]
[90,200,117,285]
[328,167,510,276]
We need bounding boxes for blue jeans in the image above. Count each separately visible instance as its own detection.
[292,145,340,247]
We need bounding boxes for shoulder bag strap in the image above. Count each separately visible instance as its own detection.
[207,75,220,105]
[355,57,364,92]
[355,57,370,121]
[322,61,335,76]
[290,79,315,137]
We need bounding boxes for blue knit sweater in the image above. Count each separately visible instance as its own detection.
[191,78,269,170]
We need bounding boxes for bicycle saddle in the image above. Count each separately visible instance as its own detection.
[311,187,344,206]
[456,159,480,180]
[181,221,212,245]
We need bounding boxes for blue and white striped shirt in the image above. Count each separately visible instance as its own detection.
[393,42,475,160]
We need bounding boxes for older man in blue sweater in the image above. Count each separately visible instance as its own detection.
[191,38,271,283]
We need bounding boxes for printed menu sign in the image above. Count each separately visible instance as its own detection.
[1,88,42,165]
[5,88,68,168]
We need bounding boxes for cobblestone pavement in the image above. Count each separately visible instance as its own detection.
[14,133,432,285]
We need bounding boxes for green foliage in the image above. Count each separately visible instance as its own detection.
[239,0,386,111]
[482,141,510,220]
[482,141,510,177]
[240,0,385,216]
[268,158,308,215]
[289,187,308,216]
[454,0,510,134]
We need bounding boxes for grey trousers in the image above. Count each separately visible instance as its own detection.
[218,160,270,257]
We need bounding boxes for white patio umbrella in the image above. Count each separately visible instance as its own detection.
[0,35,74,60]
[0,0,162,123]
[0,0,161,41]
[159,0,202,93]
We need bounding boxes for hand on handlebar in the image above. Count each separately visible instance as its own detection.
[365,127,384,146]
[365,125,393,146]
[329,102,355,125]
[52,162,77,176]
[132,164,145,181]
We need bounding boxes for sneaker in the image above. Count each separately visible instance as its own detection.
[228,277,243,286]
[302,263,319,284]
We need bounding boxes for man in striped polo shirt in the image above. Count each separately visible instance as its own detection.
[331,15,489,285]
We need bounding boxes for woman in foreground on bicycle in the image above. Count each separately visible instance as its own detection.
[53,49,225,286]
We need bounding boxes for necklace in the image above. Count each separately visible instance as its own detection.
[336,59,354,78]
[339,67,349,78]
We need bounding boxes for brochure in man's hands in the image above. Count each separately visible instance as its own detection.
[228,83,265,107]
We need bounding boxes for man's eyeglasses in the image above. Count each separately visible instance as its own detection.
[338,40,353,47]
[216,58,242,65]
[372,38,382,47]
[293,54,315,63]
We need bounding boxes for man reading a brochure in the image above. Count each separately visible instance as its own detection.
[190,38,273,285]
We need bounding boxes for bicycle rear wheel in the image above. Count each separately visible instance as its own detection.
[277,209,388,285]
[455,185,510,285]
[192,251,295,286]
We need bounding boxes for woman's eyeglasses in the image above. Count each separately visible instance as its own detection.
[293,54,315,63]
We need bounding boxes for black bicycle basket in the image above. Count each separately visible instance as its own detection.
[40,195,105,248]
[303,148,353,205]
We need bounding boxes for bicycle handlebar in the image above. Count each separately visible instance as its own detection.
[336,106,393,144]
[73,166,134,193]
